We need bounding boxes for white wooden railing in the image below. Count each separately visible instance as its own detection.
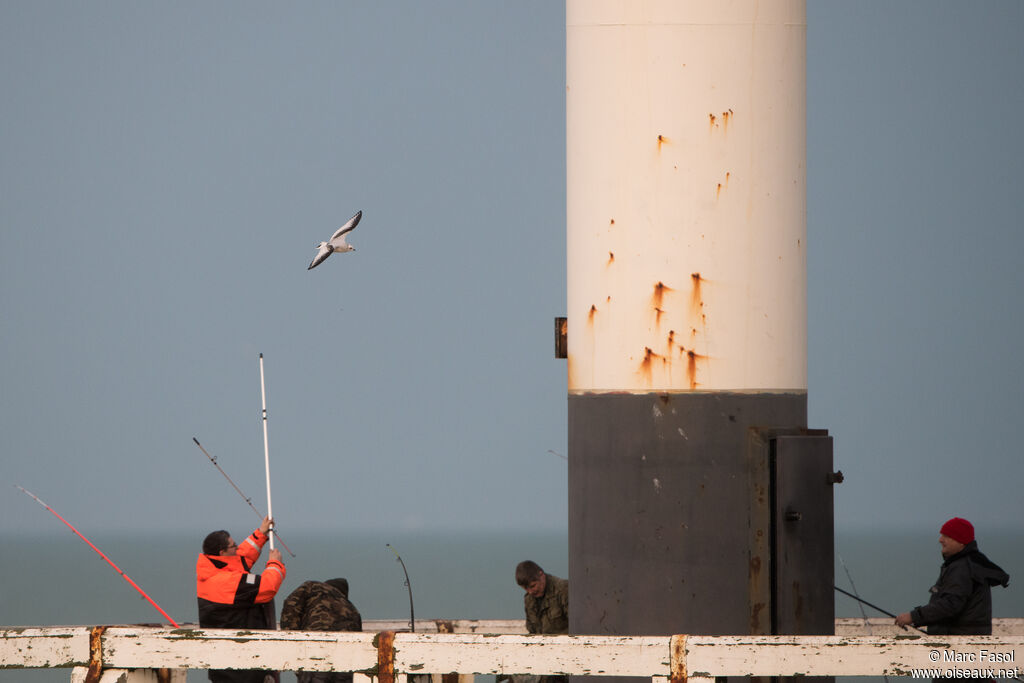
[2,620,1021,683]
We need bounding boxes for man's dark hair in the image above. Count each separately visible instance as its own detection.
[326,578,350,597]
[203,530,231,555]
[516,560,544,587]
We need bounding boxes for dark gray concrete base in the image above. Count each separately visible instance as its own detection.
[568,391,807,637]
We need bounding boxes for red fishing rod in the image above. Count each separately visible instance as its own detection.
[14,485,181,628]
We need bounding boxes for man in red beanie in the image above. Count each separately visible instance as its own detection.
[895,517,1009,634]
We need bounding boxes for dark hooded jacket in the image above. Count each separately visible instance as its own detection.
[910,541,1010,635]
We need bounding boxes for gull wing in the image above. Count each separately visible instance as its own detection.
[330,210,362,241]
[308,244,332,270]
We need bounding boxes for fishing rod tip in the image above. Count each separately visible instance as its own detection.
[192,437,200,445]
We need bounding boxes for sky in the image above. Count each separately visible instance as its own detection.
[1,1,1022,541]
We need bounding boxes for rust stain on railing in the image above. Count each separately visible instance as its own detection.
[376,630,396,683]
[670,634,686,683]
[85,626,107,683]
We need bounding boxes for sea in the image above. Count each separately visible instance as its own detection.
[2,529,1020,683]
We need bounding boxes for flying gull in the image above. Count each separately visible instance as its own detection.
[308,210,362,270]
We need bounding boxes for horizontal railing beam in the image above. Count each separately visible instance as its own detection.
[3,626,1022,680]
[678,634,1024,680]
[0,627,90,669]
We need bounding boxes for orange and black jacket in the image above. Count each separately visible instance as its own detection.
[196,527,286,629]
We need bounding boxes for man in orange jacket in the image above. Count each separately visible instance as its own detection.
[197,516,286,683]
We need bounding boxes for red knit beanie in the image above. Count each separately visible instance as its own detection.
[940,517,974,545]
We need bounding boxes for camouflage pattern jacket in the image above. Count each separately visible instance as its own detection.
[525,573,569,634]
[280,581,362,632]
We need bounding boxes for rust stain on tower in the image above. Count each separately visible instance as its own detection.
[685,348,706,390]
[639,346,666,385]
[651,281,673,311]
[690,273,704,317]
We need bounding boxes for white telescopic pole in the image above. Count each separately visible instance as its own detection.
[259,353,275,550]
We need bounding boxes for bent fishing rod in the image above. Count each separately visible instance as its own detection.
[14,485,181,628]
[192,437,295,557]
[387,543,416,632]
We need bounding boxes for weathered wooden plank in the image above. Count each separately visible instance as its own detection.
[0,627,90,669]
[682,635,1024,678]
[835,618,1024,637]
[363,620,528,635]
[99,628,378,673]
[392,634,672,677]
[4,625,1023,681]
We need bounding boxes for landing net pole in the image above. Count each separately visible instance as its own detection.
[14,485,181,628]
[259,353,275,550]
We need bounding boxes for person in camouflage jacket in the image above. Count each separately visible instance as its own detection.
[516,561,568,635]
[281,578,362,683]
[515,561,569,683]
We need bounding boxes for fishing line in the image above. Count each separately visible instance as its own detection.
[837,553,890,683]
[192,437,295,557]
[14,485,181,628]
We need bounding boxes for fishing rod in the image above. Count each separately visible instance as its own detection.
[386,543,415,632]
[14,485,181,628]
[259,353,275,551]
[834,585,1023,683]
[192,437,295,557]
[833,585,927,634]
